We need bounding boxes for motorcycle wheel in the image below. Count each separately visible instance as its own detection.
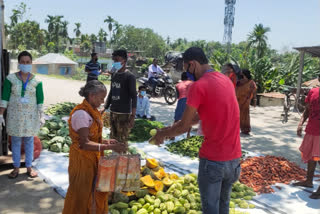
[164,87,177,105]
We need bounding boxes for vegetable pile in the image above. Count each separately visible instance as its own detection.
[109,158,256,214]
[45,102,77,116]
[240,155,307,194]
[166,136,203,159]
[129,119,164,142]
[166,136,248,160]
[38,116,72,153]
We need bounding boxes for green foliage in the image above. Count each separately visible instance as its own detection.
[166,136,204,159]
[129,119,164,142]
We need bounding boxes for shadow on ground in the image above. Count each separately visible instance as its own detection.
[0,165,64,214]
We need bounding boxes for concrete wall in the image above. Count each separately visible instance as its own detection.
[33,64,77,76]
[259,96,284,107]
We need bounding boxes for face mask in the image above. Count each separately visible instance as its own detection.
[19,64,32,73]
[186,64,196,81]
[140,91,146,96]
[111,62,123,73]
[95,58,98,62]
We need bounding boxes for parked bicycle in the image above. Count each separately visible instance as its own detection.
[281,85,310,123]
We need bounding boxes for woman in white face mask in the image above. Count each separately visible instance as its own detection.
[0,51,45,179]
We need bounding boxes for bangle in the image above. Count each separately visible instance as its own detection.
[98,144,101,152]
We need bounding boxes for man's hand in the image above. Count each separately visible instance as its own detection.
[129,114,135,128]
[297,125,303,137]
[149,129,165,145]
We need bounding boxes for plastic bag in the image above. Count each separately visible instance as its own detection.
[96,154,140,192]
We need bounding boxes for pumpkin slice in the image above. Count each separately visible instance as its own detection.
[169,173,179,180]
[140,175,155,188]
[154,180,164,192]
[153,167,166,180]
[146,158,159,169]
[162,177,173,186]
[148,188,157,195]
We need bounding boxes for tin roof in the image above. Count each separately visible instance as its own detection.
[33,53,77,65]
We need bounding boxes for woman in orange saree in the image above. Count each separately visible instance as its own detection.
[236,69,257,135]
[62,80,126,214]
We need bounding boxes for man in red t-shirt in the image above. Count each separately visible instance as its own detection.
[293,74,320,199]
[151,47,242,214]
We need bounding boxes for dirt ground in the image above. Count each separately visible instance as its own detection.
[0,75,318,213]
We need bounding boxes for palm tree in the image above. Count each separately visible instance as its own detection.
[104,16,114,43]
[247,23,271,59]
[73,23,81,38]
[98,28,107,43]
[45,15,55,34]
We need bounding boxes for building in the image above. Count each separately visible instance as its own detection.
[32,53,78,75]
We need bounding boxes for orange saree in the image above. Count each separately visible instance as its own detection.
[62,99,108,214]
[236,80,257,134]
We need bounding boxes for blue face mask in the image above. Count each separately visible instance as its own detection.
[186,64,195,81]
[140,91,146,96]
[111,62,123,73]
[19,64,32,73]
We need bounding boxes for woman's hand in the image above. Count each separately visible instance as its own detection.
[107,142,127,153]
[102,139,118,145]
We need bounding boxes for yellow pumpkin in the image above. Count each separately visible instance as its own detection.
[154,180,164,192]
[153,167,166,180]
[140,175,155,188]
[146,158,159,169]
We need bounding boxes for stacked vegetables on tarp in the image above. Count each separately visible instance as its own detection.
[129,119,164,142]
[38,116,71,153]
[166,136,248,160]
[109,158,256,214]
[45,102,77,117]
[240,155,307,194]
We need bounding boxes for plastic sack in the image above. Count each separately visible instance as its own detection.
[96,154,140,192]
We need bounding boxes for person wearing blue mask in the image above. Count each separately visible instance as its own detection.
[85,52,102,82]
[0,51,44,179]
[105,50,137,149]
[136,86,154,120]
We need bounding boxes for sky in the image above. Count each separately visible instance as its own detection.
[3,0,320,51]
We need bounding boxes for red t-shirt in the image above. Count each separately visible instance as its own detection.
[187,72,242,161]
[305,87,320,136]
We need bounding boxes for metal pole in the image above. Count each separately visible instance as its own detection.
[295,50,305,109]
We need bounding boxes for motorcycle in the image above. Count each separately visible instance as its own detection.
[138,74,177,105]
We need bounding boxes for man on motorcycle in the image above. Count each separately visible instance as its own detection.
[148,58,166,92]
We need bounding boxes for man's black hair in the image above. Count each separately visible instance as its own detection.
[242,69,252,80]
[18,51,32,62]
[181,72,188,81]
[183,47,208,64]
[91,52,97,58]
[138,85,146,91]
[112,49,128,61]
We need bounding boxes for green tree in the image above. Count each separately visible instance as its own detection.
[104,16,115,43]
[45,15,67,52]
[247,24,271,59]
[73,22,81,45]
[98,28,108,42]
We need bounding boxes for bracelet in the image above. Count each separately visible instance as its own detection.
[98,144,101,152]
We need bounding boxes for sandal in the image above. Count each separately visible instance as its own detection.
[27,169,38,178]
[309,192,320,199]
[8,169,19,179]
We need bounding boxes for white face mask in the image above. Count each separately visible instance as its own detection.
[19,64,32,73]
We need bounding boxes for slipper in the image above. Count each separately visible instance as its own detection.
[27,170,38,178]
[292,181,313,188]
[309,192,320,199]
[8,170,19,179]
